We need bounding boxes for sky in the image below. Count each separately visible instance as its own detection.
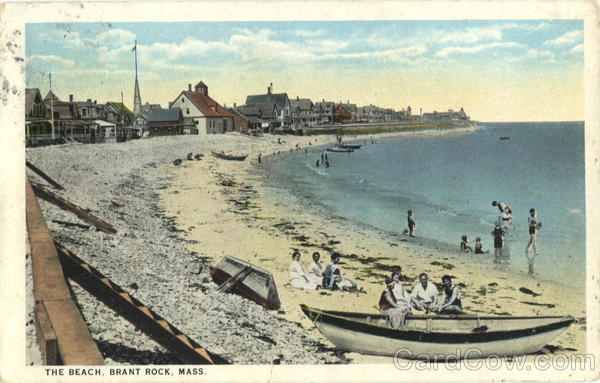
[25,20,584,122]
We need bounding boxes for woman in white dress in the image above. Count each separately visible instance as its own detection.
[308,252,324,287]
[289,251,319,290]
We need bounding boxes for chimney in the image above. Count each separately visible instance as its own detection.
[69,94,73,102]
[94,100,97,105]
[268,83,272,95]
[234,102,237,107]
[297,96,299,100]
[188,84,192,91]
[347,100,349,104]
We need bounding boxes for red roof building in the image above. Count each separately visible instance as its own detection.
[169,81,234,135]
[333,103,352,124]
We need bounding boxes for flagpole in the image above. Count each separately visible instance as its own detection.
[50,73,55,141]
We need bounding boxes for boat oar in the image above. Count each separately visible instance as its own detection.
[217,266,253,293]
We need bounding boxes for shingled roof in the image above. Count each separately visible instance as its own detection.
[148,108,183,123]
[246,93,289,111]
[183,91,234,118]
[290,98,314,112]
[25,88,42,115]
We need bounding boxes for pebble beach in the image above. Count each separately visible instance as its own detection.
[25,126,586,365]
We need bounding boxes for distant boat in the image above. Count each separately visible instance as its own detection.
[211,151,248,161]
[500,137,511,140]
[300,304,573,358]
[340,143,362,149]
[327,147,354,153]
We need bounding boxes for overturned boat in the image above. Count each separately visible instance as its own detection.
[301,305,573,358]
[211,256,281,310]
[211,151,248,161]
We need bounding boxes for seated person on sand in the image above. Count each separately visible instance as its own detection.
[308,252,324,287]
[460,235,473,253]
[378,269,412,329]
[410,272,439,312]
[289,251,319,290]
[322,253,357,291]
[474,237,489,254]
[438,275,463,314]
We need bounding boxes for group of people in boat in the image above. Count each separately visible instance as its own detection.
[289,251,358,291]
[378,269,462,329]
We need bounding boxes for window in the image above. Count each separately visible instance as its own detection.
[82,109,87,117]
[186,108,190,115]
[194,120,198,125]
[182,98,185,103]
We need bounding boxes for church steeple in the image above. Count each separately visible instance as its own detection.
[132,40,142,117]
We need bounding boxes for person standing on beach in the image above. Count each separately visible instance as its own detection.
[410,273,439,312]
[491,224,504,263]
[407,210,416,237]
[525,208,541,275]
[438,275,463,314]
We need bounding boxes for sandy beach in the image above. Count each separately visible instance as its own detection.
[25,125,585,365]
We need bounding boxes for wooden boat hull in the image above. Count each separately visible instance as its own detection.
[211,257,281,310]
[301,305,573,358]
[340,144,362,149]
[211,151,248,161]
[326,147,354,153]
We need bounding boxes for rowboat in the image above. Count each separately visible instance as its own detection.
[340,143,362,149]
[211,256,281,310]
[326,147,354,153]
[211,151,248,161]
[300,305,573,358]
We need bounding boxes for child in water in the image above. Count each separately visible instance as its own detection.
[407,210,416,237]
[474,237,488,254]
[491,224,504,263]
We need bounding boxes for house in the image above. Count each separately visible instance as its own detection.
[75,97,105,120]
[340,101,357,123]
[314,100,335,125]
[105,102,134,126]
[229,104,277,133]
[147,108,184,137]
[422,108,469,122]
[94,120,117,143]
[26,88,53,146]
[169,81,235,135]
[290,97,317,128]
[333,103,352,124]
[245,83,291,131]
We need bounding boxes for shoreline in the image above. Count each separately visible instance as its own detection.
[24,124,585,365]
[159,125,585,362]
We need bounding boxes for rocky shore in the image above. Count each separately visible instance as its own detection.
[25,124,585,366]
[26,134,351,365]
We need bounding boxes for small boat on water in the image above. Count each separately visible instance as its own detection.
[300,305,573,358]
[340,143,362,149]
[211,256,281,310]
[326,147,354,153]
[211,151,248,161]
[500,137,511,140]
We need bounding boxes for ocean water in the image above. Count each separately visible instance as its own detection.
[263,123,586,287]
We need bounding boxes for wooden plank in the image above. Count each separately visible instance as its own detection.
[55,241,229,365]
[30,180,116,235]
[34,301,58,365]
[26,176,105,365]
[26,161,66,191]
